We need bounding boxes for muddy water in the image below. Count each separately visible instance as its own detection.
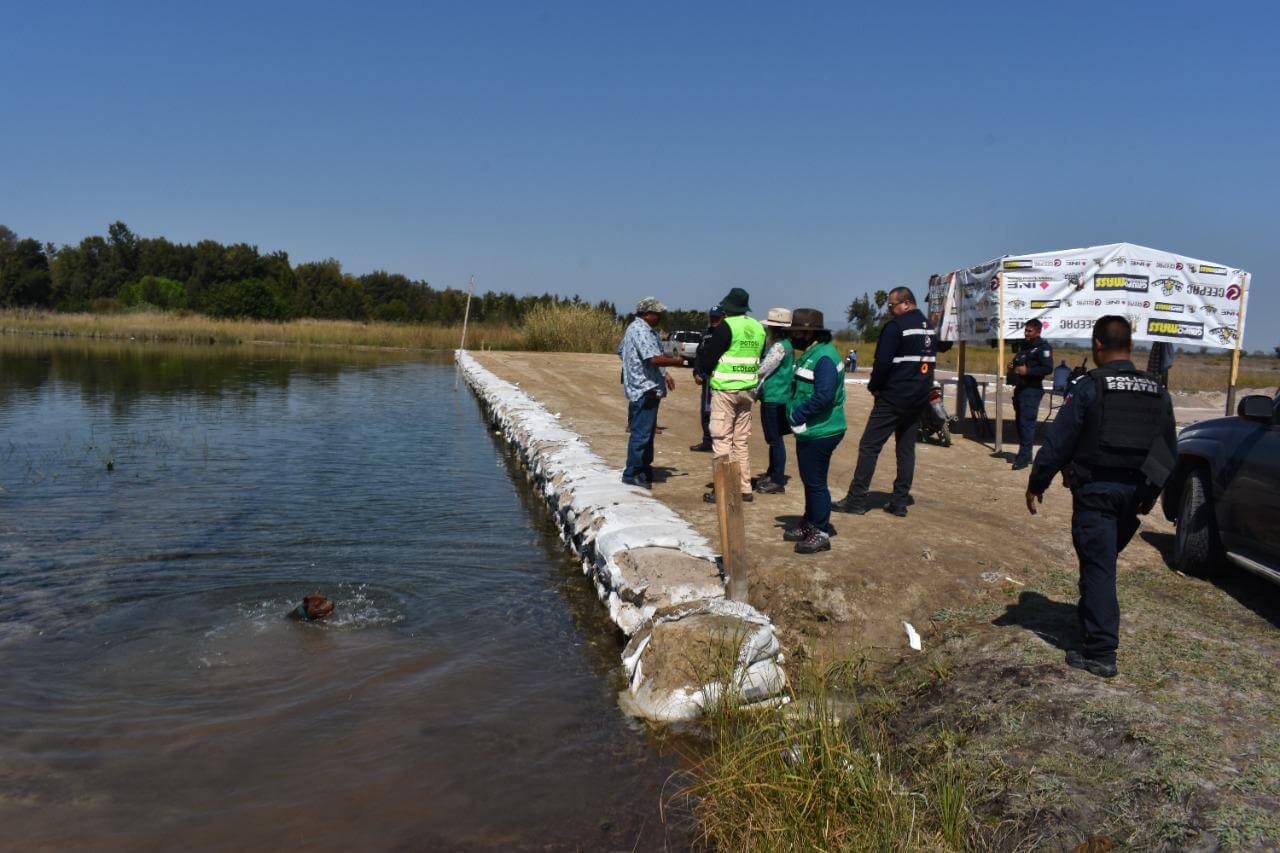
[0,339,689,850]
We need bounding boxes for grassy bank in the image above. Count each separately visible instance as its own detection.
[0,306,626,353]
[677,548,1280,850]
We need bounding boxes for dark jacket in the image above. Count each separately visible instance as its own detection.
[867,308,935,410]
[1012,336,1054,390]
[1028,359,1177,495]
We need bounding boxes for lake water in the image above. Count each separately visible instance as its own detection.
[0,338,689,849]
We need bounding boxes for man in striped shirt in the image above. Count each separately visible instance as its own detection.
[832,287,937,517]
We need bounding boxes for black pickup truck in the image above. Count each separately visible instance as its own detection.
[1163,392,1280,583]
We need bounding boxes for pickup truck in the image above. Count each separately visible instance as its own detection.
[664,330,703,366]
[1163,391,1280,584]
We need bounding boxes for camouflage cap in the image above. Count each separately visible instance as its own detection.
[635,296,667,314]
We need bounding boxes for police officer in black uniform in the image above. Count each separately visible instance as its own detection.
[1025,316,1177,678]
[1008,318,1054,470]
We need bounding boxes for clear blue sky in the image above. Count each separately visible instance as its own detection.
[3,1,1277,348]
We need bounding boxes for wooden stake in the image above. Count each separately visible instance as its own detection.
[1225,272,1249,416]
[994,271,1005,455]
[955,341,968,423]
[458,275,475,352]
[714,456,748,603]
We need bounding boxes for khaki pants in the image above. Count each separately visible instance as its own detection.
[710,389,754,494]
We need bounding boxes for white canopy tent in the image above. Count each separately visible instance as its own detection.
[926,242,1251,453]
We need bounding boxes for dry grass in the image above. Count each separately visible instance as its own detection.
[520,302,625,354]
[0,309,524,351]
[671,653,989,851]
[834,337,1279,395]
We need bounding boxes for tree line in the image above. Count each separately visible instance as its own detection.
[0,222,616,324]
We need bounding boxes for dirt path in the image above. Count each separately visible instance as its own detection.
[472,351,1178,661]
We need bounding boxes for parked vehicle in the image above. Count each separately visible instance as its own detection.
[918,381,956,447]
[1163,392,1280,584]
[664,330,703,366]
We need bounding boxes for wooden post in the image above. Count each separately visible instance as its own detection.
[458,275,475,351]
[1224,272,1249,416]
[955,341,968,422]
[714,456,749,603]
[994,272,1005,455]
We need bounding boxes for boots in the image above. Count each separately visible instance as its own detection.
[794,528,831,554]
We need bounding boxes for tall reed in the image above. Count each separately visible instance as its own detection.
[520,303,625,354]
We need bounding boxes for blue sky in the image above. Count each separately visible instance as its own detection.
[3,1,1277,348]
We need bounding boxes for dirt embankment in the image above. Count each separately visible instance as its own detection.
[477,352,1280,848]
[473,351,1166,659]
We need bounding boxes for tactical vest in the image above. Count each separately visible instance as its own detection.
[760,338,794,404]
[1074,365,1170,474]
[786,341,846,440]
[710,315,766,391]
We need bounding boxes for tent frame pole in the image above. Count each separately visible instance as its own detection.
[1224,272,1249,416]
[994,272,1005,455]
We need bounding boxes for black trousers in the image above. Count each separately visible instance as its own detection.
[699,377,712,443]
[845,397,922,505]
[1070,481,1141,665]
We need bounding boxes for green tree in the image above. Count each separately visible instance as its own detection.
[0,238,52,306]
[846,290,889,342]
[118,275,187,310]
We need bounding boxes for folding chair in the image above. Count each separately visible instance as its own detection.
[1044,362,1071,422]
[962,374,994,440]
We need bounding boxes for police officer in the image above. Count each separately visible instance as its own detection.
[832,286,936,517]
[1008,318,1054,470]
[690,306,725,452]
[1026,316,1177,678]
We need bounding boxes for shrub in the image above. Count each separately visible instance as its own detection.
[201,278,291,320]
[118,275,187,311]
[520,303,624,354]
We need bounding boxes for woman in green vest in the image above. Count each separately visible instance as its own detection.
[754,307,795,494]
[784,308,846,555]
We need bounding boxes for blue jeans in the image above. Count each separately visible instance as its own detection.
[624,392,660,478]
[796,432,843,529]
[1013,386,1044,462]
[759,402,790,483]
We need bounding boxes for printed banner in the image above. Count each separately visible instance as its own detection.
[939,243,1249,350]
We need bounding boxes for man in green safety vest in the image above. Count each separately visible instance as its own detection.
[694,287,766,502]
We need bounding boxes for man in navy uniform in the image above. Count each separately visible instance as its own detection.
[1009,318,1054,470]
[832,286,936,517]
[1026,316,1177,678]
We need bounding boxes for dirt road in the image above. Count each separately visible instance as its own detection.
[472,351,1178,660]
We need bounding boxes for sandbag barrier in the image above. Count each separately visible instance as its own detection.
[456,350,787,721]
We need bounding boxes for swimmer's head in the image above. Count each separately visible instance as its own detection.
[299,593,335,621]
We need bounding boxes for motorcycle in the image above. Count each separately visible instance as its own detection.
[918,382,956,447]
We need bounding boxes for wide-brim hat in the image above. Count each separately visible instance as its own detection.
[762,307,792,327]
[789,308,828,332]
[717,287,751,314]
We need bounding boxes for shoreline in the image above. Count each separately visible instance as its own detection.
[455,349,788,722]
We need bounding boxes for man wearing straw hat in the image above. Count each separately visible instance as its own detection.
[619,297,685,489]
[695,287,766,502]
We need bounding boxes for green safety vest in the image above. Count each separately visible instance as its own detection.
[786,341,846,440]
[709,315,766,391]
[760,338,794,404]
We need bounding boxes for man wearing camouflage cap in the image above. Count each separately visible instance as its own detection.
[619,297,685,488]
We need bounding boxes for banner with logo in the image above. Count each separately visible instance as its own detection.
[938,242,1249,350]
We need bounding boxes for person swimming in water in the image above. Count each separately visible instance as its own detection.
[288,592,335,621]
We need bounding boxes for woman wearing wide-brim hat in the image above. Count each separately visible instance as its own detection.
[753,307,795,494]
[782,308,847,554]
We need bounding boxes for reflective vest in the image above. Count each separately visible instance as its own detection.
[709,315,766,391]
[760,338,794,404]
[786,341,846,440]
